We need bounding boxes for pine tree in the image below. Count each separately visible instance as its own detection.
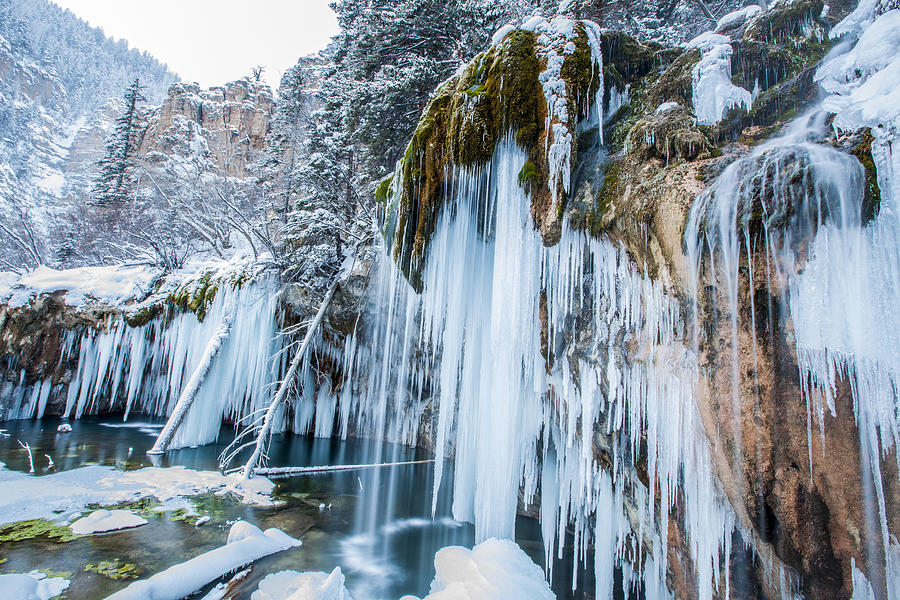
[93,78,147,205]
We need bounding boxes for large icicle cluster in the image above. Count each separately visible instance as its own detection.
[352,139,739,600]
[3,276,283,449]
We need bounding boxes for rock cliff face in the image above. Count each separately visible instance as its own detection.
[140,80,274,177]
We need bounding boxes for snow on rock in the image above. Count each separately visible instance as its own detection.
[0,571,69,600]
[686,31,752,125]
[106,521,300,600]
[816,9,900,131]
[830,0,881,38]
[714,5,762,32]
[406,539,555,600]
[69,509,148,535]
[490,24,516,47]
[251,567,354,600]
[656,101,680,114]
[0,464,276,526]
[817,8,900,204]
[519,16,604,205]
[0,264,160,309]
[56,423,72,433]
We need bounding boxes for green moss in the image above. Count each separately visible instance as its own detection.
[518,160,538,189]
[374,175,393,205]
[600,31,665,89]
[850,130,882,224]
[627,105,709,162]
[124,304,162,327]
[393,28,547,287]
[85,560,142,581]
[0,519,78,543]
[745,0,825,43]
[642,48,701,109]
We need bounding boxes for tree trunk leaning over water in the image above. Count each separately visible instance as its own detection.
[147,313,233,455]
[241,275,341,479]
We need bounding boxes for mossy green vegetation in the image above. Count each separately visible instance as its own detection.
[584,159,623,235]
[85,559,141,580]
[390,24,604,287]
[849,130,882,223]
[627,105,710,162]
[374,175,394,206]
[123,303,162,328]
[518,160,538,190]
[0,519,78,543]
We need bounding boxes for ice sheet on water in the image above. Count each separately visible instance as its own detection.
[0,464,275,526]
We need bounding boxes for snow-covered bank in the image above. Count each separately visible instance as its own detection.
[0,464,275,526]
[106,521,300,600]
[0,264,161,309]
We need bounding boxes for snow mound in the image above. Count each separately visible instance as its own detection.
[107,521,301,600]
[0,571,69,600]
[251,567,354,600]
[656,101,680,114]
[0,264,160,309]
[69,509,147,535]
[0,464,276,526]
[407,539,555,600]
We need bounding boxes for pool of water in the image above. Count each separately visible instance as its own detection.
[0,416,593,599]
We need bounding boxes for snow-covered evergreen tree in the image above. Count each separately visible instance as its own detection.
[93,79,147,205]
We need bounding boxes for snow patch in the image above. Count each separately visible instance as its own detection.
[0,571,69,600]
[0,264,160,309]
[406,539,554,600]
[251,567,353,600]
[656,101,680,114]
[69,508,147,535]
[715,5,762,32]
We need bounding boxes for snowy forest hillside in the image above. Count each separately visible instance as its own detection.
[0,0,176,271]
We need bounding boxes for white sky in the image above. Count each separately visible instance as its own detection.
[51,0,340,89]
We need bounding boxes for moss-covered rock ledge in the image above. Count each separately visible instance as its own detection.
[379,17,605,290]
